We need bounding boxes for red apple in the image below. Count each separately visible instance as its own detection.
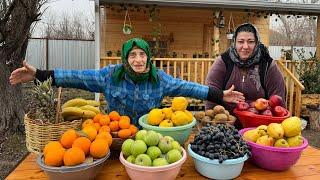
[261,109,273,116]
[247,107,259,114]
[269,95,284,108]
[273,106,287,117]
[254,98,269,111]
[236,102,250,111]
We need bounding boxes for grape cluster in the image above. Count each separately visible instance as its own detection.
[190,124,251,163]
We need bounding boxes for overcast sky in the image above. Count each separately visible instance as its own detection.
[32,0,94,37]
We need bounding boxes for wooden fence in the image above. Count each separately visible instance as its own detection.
[101,56,305,116]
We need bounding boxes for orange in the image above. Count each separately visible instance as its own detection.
[72,137,91,155]
[99,126,111,133]
[93,113,103,123]
[82,119,94,129]
[82,126,97,141]
[44,148,65,167]
[119,116,131,129]
[129,125,138,135]
[43,141,63,156]
[99,115,110,126]
[118,129,132,139]
[93,122,101,132]
[90,139,109,159]
[60,129,78,149]
[63,147,85,166]
[109,121,119,132]
[109,111,120,121]
[96,132,113,146]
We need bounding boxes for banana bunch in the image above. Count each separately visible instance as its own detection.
[61,98,100,121]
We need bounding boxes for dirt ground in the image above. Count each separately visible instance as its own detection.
[1,85,320,179]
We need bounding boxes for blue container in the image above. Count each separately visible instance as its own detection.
[188,144,248,180]
[138,114,196,145]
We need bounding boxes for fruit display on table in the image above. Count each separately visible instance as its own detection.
[194,105,237,127]
[61,98,101,121]
[119,130,187,180]
[188,124,250,179]
[240,116,309,171]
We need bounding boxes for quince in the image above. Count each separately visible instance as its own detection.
[162,107,173,119]
[287,135,304,147]
[148,109,165,126]
[171,97,188,111]
[171,111,189,126]
[159,119,174,127]
[183,110,193,123]
[281,116,301,137]
[243,129,260,143]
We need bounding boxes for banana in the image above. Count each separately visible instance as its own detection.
[62,98,87,109]
[63,115,81,121]
[61,107,84,117]
[86,100,100,107]
[79,105,100,114]
[82,110,96,119]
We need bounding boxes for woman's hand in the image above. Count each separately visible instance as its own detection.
[223,85,245,103]
[9,60,36,85]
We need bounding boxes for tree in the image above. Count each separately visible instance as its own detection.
[0,0,45,140]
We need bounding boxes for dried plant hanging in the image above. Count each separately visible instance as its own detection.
[123,9,133,35]
[227,13,235,40]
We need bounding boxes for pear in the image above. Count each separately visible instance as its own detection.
[267,123,284,139]
[287,135,304,147]
[243,129,260,143]
[256,125,268,136]
[282,116,302,137]
[256,135,275,147]
[274,138,289,148]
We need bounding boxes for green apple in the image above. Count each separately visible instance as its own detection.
[144,130,160,146]
[121,139,134,157]
[164,136,174,142]
[134,154,152,166]
[158,137,173,154]
[135,130,148,141]
[152,158,169,166]
[171,140,182,152]
[126,155,136,164]
[157,132,163,139]
[146,146,162,160]
[166,149,182,164]
[130,140,147,157]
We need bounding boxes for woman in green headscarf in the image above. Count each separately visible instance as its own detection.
[10,38,244,126]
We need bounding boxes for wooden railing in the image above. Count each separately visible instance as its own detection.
[101,56,305,116]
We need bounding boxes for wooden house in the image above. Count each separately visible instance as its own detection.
[94,0,320,116]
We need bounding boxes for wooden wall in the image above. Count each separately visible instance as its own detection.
[100,6,270,58]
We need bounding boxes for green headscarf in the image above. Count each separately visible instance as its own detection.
[112,38,158,84]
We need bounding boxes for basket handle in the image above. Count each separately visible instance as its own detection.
[55,87,62,124]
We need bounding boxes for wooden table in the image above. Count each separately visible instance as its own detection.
[6,144,320,180]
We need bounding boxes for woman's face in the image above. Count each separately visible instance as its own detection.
[128,46,148,73]
[235,32,256,61]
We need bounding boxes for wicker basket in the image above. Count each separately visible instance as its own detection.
[24,87,82,154]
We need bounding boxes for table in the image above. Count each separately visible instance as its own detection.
[6,145,320,180]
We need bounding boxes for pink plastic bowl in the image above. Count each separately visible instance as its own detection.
[119,148,187,180]
[239,128,308,171]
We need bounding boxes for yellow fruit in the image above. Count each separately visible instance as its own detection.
[72,137,91,155]
[287,135,304,147]
[274,138,289,148]
[62,98,87,109]
[267,123,284,139]
[171,111,189,126]
[162,108,173,119]
[281,116,302,137]
[256,125,268,136]
[79,105,100,114]
[243,129,260,143]
[61,107,84,117]
[171,97,188,111]
[159,119,174,127]
[82,110,97,119]
[184,110,193,123]
[86,100,100,107]
[147,109,165,126]
[82,119,95,129]
[256,135,274,146]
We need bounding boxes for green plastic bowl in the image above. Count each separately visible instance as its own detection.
[138,114,196,144]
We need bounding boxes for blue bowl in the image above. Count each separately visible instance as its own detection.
[138,114,196,144]
[188,144,248,179]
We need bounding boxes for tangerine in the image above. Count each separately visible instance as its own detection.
[90,139,109,159]
[109,111,120,121]
[60,129,78,149]
[63,147,85,166]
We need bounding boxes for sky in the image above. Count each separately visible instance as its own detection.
[32,0,95,37]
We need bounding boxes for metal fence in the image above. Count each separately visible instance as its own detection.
[26,38,317,70]
[25,38,95,70]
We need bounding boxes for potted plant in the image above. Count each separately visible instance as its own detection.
[106,51,112,57]
[116,50,121,57]
[172,52,177,58]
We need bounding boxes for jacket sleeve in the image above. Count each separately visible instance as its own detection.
[265,61,286,103]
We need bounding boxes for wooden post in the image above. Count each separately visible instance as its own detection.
[307,105,320,131]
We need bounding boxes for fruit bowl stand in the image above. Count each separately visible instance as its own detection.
[7,132,320,180]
